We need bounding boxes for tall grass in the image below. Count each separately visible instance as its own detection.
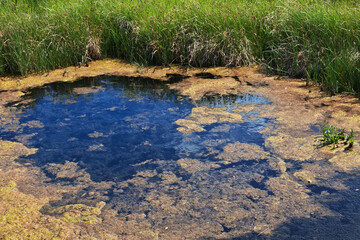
[1,0,360,95]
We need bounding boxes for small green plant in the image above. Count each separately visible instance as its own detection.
[345,129,354,148]
[320,121,354,149]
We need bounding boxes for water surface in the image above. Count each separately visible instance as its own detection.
[1,75,358,239]
[2,76,271,183]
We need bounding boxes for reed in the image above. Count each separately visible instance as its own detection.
[1,0,359,95]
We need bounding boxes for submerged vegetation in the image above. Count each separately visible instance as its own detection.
[1,0,360,95]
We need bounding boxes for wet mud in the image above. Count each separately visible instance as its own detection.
[0,60,359,239]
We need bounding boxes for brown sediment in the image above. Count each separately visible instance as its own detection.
[294,170,318,184]
[0,105,22,133]
[329,149,360,172]
[41,202,105,224]
[0,91,25,104]
[264,133,321,161]
[14,133,38,145]
[177,158,221,174]
[216,142,269,163]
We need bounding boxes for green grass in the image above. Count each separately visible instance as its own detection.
[1,0,360,95]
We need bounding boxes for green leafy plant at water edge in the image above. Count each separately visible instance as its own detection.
[345,129,354,148]
[320,122,354,149]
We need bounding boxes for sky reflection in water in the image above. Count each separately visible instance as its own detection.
[2,76,271,182]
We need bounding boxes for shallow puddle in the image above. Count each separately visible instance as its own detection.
[0,71,359,239]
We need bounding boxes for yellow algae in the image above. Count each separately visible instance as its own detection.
[192,106,243,124]
[266,176,332,217]
[177,158,221,174]
[159,171,183,184]
[175,119,206,135]
[0,180,87,239]
[175,106,243,135]
[136,169,158,178]
[277,158,287,174]
[216,142,269,163]
[270,157,289,178]
[264,133,321,161]
[42,202,105,224]
[169,77,241,101]
[0,59,136,92]
[46,161,88,180]
[0,140,37,159]
[329,148,360,172]
[202,139,227,147]
[230,103,257,114]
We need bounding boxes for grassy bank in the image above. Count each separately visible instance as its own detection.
[1,0,360,95]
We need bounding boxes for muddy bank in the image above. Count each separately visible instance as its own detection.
[0,60,360,239]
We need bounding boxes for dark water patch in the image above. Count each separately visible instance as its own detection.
[249,180,274,197]
[307,184,338,195]
[244,81,269,88]
[194,72,221,79]
[220,223,232,233]
[231,75,242,83]
[165,73,190,83]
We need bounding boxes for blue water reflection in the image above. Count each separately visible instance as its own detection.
[1,76,271,182]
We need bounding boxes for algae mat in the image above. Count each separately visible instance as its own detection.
[0,60,360,239]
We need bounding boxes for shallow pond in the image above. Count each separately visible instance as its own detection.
[0,74,359,239]
[3,76,270,182]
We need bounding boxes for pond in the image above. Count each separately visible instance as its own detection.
[0,72,359,239]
